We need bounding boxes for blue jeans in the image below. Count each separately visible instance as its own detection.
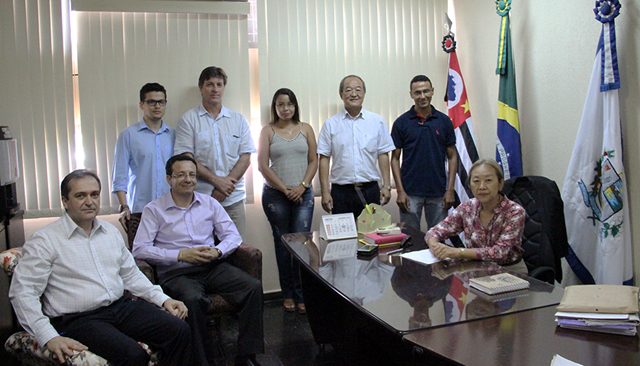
[261,185,314,303]
[399,195,447,231]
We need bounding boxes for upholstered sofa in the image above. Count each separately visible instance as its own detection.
[2,217,262,365]
[1,247,159,366]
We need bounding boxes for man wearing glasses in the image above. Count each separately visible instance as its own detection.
[112,82,174,234]
[390,75,458,230]
[133,154,263,366]
[317,74,395,216]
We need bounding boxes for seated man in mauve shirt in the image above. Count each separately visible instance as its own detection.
[133,154,264,366]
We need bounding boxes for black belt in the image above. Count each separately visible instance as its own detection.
[332,181,378,188]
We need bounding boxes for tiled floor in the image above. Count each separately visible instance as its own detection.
[212,298,345,366]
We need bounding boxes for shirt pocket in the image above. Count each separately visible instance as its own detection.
[223,133,241,159]
[363,132,378,154]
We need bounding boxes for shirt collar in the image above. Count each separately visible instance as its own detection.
[409,105,439,122]
[136,120,170,133]
[197,104,231,120]
[494,194,508,213]
[472,194,507,214]
[342,108,366,120]
[61,212,105,239]
[161,191,203,210]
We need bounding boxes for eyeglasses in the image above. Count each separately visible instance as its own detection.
[144,99,167,107]
[342,87,364,95]
[171,172,197,180]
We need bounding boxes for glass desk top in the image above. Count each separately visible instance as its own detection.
[282,231,564,334]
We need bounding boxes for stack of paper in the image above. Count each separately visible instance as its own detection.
[554,285,640,336]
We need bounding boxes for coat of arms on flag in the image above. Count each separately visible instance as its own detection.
[577,150,624,227]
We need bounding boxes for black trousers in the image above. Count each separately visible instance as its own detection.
[160,261,264,366]
[331,181,381,217]
[51,297,193,366]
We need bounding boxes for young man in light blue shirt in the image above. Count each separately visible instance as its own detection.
[112,82,175,232]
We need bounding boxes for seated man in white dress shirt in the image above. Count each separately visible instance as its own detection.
[9,169,193,366]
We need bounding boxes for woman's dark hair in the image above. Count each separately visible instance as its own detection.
[270,88,301,124]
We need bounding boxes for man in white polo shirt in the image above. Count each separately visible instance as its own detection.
[174,66,256,238]
[317,75,395,216]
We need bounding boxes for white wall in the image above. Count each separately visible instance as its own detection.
[452,0,640,281]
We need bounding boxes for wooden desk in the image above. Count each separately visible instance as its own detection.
[282,231,566,365]
[404,306,640,365]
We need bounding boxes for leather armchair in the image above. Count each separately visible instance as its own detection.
[127,214,263,316]
[503,176,569,284]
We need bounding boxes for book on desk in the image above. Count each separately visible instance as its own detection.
[362,232,408,245]
[469,272,530,295]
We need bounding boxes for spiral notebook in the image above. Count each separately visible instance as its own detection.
[469,272,530,295]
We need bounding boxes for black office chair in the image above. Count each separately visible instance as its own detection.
[502,176,569,284]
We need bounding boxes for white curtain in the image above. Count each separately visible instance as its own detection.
[73,2,252,210]
[0,0,75,217]
[258,0,448,189]
[258,0,448,131]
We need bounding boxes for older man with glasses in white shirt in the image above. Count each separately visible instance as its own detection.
[317,74,395,217]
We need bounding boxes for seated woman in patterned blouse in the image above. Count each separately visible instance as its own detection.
[425,159,528,274]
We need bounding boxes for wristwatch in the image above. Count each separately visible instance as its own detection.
[300,181,309,189]
[214,248,223,258]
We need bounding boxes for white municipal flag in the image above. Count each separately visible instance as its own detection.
[561,19,632,285]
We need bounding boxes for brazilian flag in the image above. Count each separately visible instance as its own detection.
[495,0,522,179]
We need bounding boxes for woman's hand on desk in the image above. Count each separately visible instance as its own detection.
[428,239,458,260]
